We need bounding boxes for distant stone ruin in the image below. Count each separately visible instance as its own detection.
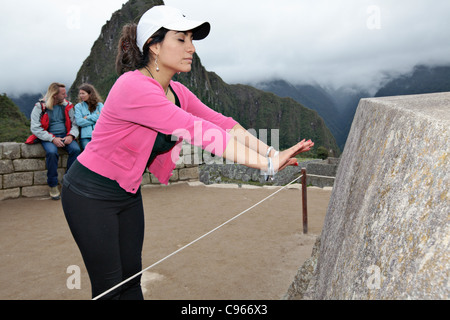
[286,92,449,299]
[305,157,339,188]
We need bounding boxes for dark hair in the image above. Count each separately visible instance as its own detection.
[115,24,169,75]
[78,83,103,113]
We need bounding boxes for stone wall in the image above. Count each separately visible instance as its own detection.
[286,92,449,300]
[198,159,323,186]
[0,141,200,201]
[305,157,339,188]
[1,139,333,201]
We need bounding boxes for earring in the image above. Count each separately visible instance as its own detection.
[155,56,160,72]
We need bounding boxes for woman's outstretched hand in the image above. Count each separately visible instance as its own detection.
[274,139,314,172]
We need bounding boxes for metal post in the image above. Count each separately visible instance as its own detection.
[301,168,308,234]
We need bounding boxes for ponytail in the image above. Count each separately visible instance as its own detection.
[115,24,169,75]
[116,24,143,75]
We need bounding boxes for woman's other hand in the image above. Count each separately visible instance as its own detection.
[274,139,314,172]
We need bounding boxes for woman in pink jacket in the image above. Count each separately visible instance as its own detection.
[61,5,314,300]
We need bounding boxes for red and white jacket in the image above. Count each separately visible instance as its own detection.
[26,99,79,144]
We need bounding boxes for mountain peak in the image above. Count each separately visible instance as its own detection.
[69,0,340,155]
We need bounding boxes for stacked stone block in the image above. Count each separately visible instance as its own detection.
[286,92,450,300]
[0,141,200,201]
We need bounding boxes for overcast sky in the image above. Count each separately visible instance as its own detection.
[1,0,449,96]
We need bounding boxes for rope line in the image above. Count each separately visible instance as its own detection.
[306,173,335,179]
[92,174,303,300]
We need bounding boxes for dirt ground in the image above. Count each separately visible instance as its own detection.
[0,182,331,300]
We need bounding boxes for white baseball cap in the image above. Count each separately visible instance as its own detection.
[137,6,211,53]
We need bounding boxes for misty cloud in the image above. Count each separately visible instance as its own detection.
[1,0,449,96]
[167,0,450,89]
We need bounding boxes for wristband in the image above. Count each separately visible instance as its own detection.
[262,157,276,181]
[266,146,274,158]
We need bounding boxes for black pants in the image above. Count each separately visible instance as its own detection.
[61,185,145,300]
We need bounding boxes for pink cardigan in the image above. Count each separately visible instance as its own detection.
[77,70,237,193]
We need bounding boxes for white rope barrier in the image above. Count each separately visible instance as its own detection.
[306,174,335,179]
[92,174,304,300]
